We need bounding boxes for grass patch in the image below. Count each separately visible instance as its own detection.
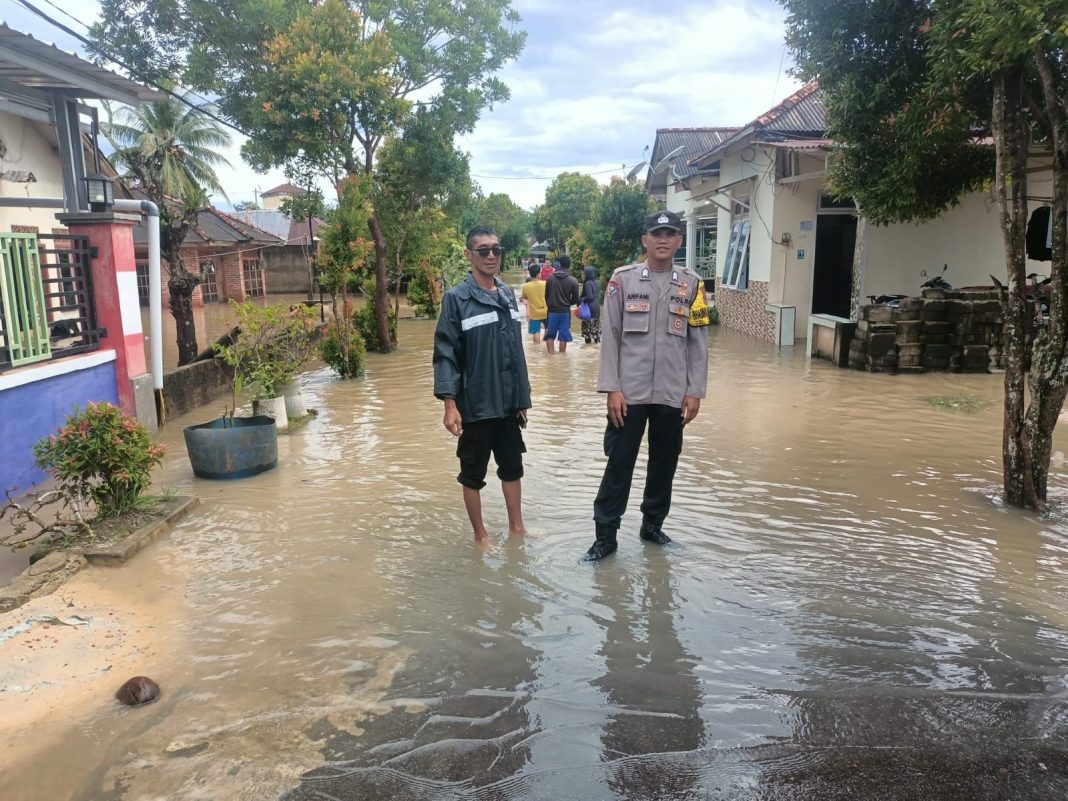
[928,393,992,414]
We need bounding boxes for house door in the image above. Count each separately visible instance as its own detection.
[812,214,857,319]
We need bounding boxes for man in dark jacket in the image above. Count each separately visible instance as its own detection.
[544,254,581,354]
[434,226,532,544]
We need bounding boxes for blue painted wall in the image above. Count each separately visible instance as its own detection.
[0,362,118,494]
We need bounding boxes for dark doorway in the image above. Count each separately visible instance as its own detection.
[812,214,857,318]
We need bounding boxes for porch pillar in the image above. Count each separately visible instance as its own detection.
[685,214,697,273]
[55,211,156,433]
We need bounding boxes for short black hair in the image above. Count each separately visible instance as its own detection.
[466,225,498,249]
[528,264,540,278]
[558,255,571,270]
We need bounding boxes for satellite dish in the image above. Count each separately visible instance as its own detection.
[626,161,647,181]
[651,145,686,175]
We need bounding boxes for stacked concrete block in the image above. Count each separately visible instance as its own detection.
[847,287,1009,374]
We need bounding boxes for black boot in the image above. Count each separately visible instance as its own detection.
[639,519,672,546]
[583,523,618,562]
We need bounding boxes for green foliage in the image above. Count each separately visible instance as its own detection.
[319,321,366,378]
[354,280,397,351]
[582,176,652,280]
[534,173,601,250]
[101,93,233,202]
[439,240,471,290]
[93,0,525,350]
[213,301,317,400]
[407,262,443,318]
[781,0,994,224]
[477,193,531,261]
[33,403,165,519]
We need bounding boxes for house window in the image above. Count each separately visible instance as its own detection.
[136,262,149,306]
[721,195,750,290]
[200,260,219,303]
[242,258,264,298]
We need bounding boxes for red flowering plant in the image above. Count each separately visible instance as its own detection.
[32,402,165,519]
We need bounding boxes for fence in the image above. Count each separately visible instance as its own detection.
[0,232,99,372]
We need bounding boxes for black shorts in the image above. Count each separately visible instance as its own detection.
[456,415,526,489]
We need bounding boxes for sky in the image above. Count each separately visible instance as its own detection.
[4,0,802,210]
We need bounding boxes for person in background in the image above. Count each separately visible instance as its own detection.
[433,225,532,545]
[521,263,548,345]
[543,255,580,355]
[584,211,710,561]
[581,263,602,344]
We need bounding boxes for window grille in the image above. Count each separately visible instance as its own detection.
[242,258,264,298]
[200,260,219,303]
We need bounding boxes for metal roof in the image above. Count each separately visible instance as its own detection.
[689,81,826,169]
[229,209,323,242]
[132,203,283,247]
[0,23,163,106]
[645,127,739,194]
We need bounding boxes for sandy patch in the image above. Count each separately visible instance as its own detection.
[0,565,175,764]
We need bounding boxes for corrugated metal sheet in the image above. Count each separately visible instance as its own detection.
[760,83,825,134]
[230,210,323,243]
[653,128,739,179]
[0,23,163,104]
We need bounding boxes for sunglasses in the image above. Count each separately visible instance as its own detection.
[473,245,503,257]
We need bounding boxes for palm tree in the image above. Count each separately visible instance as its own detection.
[103,95,233,366]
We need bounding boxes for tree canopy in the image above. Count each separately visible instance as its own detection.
[534,172,601,251]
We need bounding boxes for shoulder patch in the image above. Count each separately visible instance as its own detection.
[607,279,620,297]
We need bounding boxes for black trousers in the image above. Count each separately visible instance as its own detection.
[593,404,684,530]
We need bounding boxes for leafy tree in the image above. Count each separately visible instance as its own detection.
[477,192,531,263]
[94,0,525,353]
[101,95,232,366]
[233,200,259,211]
[781,0,1068,509]
[375,107,473,331]
[583,176,653,281]
[534,172,601,252]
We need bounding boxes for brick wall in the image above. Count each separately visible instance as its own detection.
[219,252,244,301]
[715,279,776,343]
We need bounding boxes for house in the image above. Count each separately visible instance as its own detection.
[259,182,306,211]
[645,127,739,280]
[659,81,1054,348]
[229,209,323,295]
[131,204,284,306]
[0,24,163,494]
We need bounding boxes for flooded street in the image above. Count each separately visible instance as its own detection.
[5,302,1068,799]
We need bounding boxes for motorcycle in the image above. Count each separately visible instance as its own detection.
[867,265,952,307]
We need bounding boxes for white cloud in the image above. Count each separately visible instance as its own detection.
[14,0,803,211]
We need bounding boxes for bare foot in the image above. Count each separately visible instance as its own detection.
[474,535,497,551]
[508,526,527,536]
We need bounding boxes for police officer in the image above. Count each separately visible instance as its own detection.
[584,210,710,561]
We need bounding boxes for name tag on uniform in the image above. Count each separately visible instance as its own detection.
[625,301,650,313]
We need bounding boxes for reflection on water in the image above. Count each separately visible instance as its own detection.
[7,288,1068,799]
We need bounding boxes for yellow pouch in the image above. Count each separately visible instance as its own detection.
[688,284,710,327]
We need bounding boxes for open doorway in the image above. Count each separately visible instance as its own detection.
[812,213,857,319]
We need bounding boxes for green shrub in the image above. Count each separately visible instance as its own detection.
[354,279,397,352]
[214,301,317,400]
[709,305,720,325]
[320,322,366,378]
[33,403,165,518]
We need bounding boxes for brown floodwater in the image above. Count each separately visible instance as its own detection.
[6,277,1068,799]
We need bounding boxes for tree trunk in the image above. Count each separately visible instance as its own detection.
[367,213,393,352]
[995,69,1049,509]
[164,240,200,366]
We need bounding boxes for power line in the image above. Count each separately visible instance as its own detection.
[14,0,253,139]
[472,167,625,180]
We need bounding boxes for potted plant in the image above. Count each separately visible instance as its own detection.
[214,301,317,432]
[182,302,315,480]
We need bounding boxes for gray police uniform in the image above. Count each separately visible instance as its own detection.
[593,261,709,530]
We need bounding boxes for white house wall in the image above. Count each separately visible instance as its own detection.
[0,112,67,233]
[770,175,821,338]
[866,174,1054,299]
